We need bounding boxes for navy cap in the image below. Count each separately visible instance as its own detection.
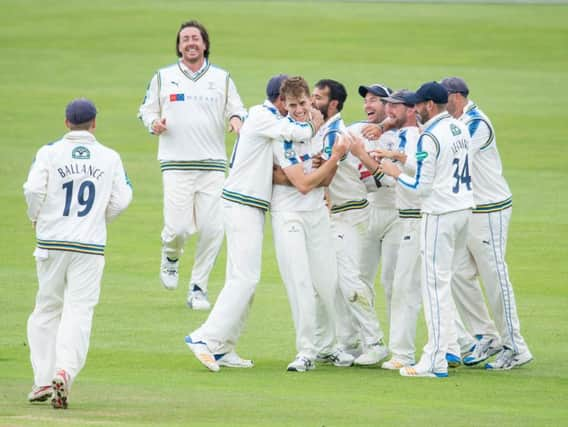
[440,77,469,97]
[407,82,448,104]
[383,89,416,106]
[358,83,392,98]
[65,98,97,125]
[266,74,289,102]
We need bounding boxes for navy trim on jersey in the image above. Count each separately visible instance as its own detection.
[160,160,226,172]
[465,104,494,151]
[473,197,512,213]
[330,199,369,214]
[222,189,270,211]
[37,239,105,256]
[399,209,422,219]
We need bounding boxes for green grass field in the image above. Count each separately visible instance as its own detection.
[1,1,568,426]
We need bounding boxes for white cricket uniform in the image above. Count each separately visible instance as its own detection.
[323,115,385,350]
[350,122,402,319]
[138,59,246,293]
[24,130,132,387]
[397,112,474,373]
[387,126,424,364]
[190,101,314,355]
[271,136,338,360]
[452,101,529,355]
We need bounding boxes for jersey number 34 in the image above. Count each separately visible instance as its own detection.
[452,155,472,194]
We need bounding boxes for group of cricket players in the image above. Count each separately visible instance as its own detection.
[24,20,532,410]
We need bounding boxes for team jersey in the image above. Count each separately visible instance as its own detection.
[138,59,246,171]
[23,131,133,255]
[320,114,368,214]
[271,137,324,212]
[394,126,422,217]
[460,100,512,213]
[397,112,474,215]
[222,101,314,211]
[348,121,398,209]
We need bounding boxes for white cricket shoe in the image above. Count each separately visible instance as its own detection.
[287,356,315,372]
[185,335,219,372]
[381,358,412,370]
[187,286,211,311]
[316,348,354,367]
[28,385,52,403]
[485,347,533,370]
[217,351,254,368]
[51,369,70,409]
[160,253,179,290]
[354,342,389,366]
[464,335,501,366]
[400,361,448,378]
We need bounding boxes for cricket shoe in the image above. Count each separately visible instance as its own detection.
[187,285,211,311]
[485,347,533,370]
[287,356,315,372]
[316,348,354,367]
[381,358,413,370]
[400,362,448,378]
[446,353,462,368]
[185,335,219,372]
[464,335,501,366]
[216,351,254,368]
[51,369,70,409]
[28,385,52,403]
[160,253,179,290]
[354,342,389,366]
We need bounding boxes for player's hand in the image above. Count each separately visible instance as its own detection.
[380,159,401,178]
[229,116,243,133]
[311,152,323,169]
[370,148,392,162]
[347,131,366,158]
[152,118,167,135]
[331,134,350,159]
[361,123,382,140]
[308,108,324,132]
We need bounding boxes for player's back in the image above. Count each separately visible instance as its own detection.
[421,113,474,214]
[27,131,126,252]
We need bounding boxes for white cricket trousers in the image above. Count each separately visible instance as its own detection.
[419,209,470,372]
[359,205,401,318]
[331,208,385,349]
[388,217,422,364]
[272,208,339,359]
[191,201,264,355]
[161,170,224,291]
[456,208,529,354]
[27,251,104,387]
[452,237,500,351]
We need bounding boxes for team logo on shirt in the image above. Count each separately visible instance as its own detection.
[285,149,296,159]
[450,124,462,136]
[72,146,90,160]
[169,93,185,102]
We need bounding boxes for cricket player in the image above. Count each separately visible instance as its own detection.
[271,77,352,372]
[185,75,324,372]
[380,82,474,378]
[350,84,402,321]
[314,80,389,366]
[442,77,532,369]
[353,90,423,369]
[138,20,246,310]
[24,99,132,408]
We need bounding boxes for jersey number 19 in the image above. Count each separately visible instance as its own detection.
[62,180,96,217]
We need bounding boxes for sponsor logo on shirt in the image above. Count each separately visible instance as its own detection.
[72,146,90,160]
[169,93,185,102]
